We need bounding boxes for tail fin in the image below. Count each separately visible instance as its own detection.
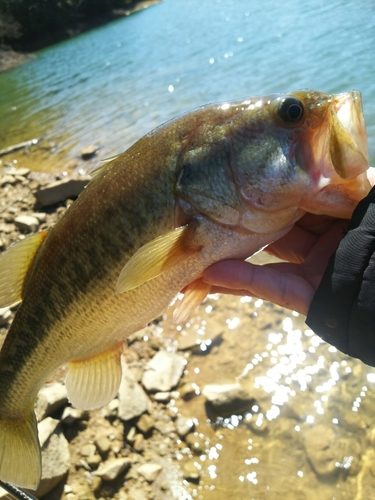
[0,410,41,489]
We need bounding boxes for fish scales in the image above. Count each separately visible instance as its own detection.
[0,90,371,489]
[0,103,238,416]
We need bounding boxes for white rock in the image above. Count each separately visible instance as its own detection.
[61,406,89,424]
[0,307,11,326]
[13,167,30,177]
[38,417,60,447]
[138,463,162,482]
[35,430,70,497]
[202,382,255,417]
[95,458,131,481]
[81,443,96,458]
[175,417,196,438]
[142,350,185,392]
[35,382,68,421]
[14,214,40,232]
[118,363,150,421]
[81,144,99,159]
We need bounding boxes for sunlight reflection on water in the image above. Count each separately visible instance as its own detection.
[161,286,375,499]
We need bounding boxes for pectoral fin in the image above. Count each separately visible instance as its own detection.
[0,231,48,308]
[173,278,212,324]
[65,346,123,410]
[116,225,199,293]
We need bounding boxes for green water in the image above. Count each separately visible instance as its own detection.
[0,0,374,171]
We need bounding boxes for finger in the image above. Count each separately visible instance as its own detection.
[203,260,314,315]
[367,166,375,187]
[265,224,317,264]
[208,286,257,297]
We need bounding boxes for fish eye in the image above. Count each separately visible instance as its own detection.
[278,97,304,124]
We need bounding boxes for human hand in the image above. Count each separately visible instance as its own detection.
[202,214,348,315]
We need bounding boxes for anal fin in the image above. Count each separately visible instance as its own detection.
[65,345,123,410]
[173,279,212,324]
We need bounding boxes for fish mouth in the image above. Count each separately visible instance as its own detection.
[300,91,370,218]
[329,91,369,181]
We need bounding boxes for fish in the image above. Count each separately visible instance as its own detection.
[0,90,370,489]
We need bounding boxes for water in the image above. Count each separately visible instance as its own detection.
[0,0,375,172]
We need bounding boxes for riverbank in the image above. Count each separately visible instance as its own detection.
[0,0,162,72]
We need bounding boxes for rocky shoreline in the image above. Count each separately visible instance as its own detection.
[0,1,162,73]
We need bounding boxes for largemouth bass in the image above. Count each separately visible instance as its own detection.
[0,90,370,489]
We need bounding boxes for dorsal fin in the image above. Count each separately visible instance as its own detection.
[0,231,48,307]
[89,154,119,178]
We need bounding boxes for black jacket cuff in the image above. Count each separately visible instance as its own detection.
[306,186,375,366]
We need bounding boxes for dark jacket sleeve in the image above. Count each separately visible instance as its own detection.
[306,186,375,366]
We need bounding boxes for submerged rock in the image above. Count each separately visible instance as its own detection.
[202,382,255,417]
[81,144,99,159]
[304,424,338,478]
[142,350,185,392]
[175,417,196,438]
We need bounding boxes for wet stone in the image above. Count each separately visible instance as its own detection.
[153,391,171,403]
[34,177,90,207]
[154,420,175,435]
[133,433,145,452]
[175,417,196,438]
[38,417,60,447]
[137,463,162,482]
[35,382,68,421]
[244,412,268,433]
[35,430,71,498]
[118,362,150,421]
[137,413,155,434]
[179,382,199,400]
[61,406,90,425]
[185,433,208,455]
[0,174,17,186]
[304,424,338,478]
[87,454,102,469]
[142,350,185,392]
[14,214,40,232]
[95,435,111,455]
[95,458,131,481]
[0,307,11,326]
[81,443,96,457]
[12,167,30,177]
[202,382,255,417]
[81,144,99,159]
[91,476,102,493]
[182,459,201,480]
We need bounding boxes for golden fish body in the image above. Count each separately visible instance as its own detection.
[0,90,370,489]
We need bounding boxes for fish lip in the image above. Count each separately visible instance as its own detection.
[329,90,369,180]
